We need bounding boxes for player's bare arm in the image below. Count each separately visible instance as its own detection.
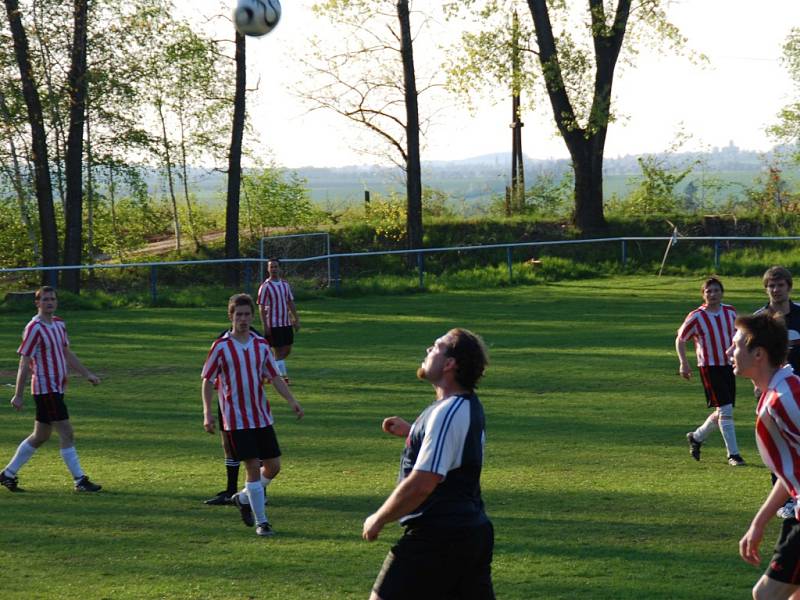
[259,304,271,335]
[288,299,300,332]
[201,379,217,434]
[64,348,100,385]
[675,337,692,379]
[271,376,304,419]
[382,417,411,437]
[10,355,32,411]
[741,477,792,566]
[362,469,442,541]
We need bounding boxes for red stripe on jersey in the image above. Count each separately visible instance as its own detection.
[678,304,736,367]
[257,280,294,327]
[18,317,69,395]
[227,340,253,430]
[756,368,800,502]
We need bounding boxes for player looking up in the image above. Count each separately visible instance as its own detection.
[201,293,304,537]
[257,258,299,384]
[676,277,743,466]
[0,286,102,493]
[363,328,495,600]
[734,313,800,599]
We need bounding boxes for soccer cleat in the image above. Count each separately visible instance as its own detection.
[686,432,702,461]
[0,470,22,492]
[778,499,797,519]
[74,475,102,492]
[727,454,745,467]
[233,493,255,527]
[204,490,234,506]
[256,521,274,537]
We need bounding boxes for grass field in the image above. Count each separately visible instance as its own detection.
[0,276,784,599]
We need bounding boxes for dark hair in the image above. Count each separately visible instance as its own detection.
[267,257,281,265]
[735,312,789,369]
[35,286,57,301]
[763,266,793,289]
[701,277,724,295]
[227,293,255,316]
[443,328,489,391]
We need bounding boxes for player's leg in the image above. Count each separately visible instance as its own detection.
[0,422,51,491]
[53,419,101,491]
[712,366,743,465]
[237,457,270,534]
[753,575,800,599]
[719,404,744,465]
[757,518,800,599]
[205,425,240,505]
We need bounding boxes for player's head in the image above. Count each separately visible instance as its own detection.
[764,266,793,304]
[227,293,255,332]
[267,258,281,277]
[730,313,788,375]
[34,286,58,313]
[701,277,723,304]
[417,328,488,391]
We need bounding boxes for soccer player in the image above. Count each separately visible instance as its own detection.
[756,266,800,519]
[257,258,300,384]
[201,293,304,537]
[733,313,800,599]
[676,276,744,466]
[0,286,102,493]
[363,328,495,600]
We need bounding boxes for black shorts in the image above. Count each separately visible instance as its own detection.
[698,365,735,408]
[373,521,495,600]
[766,517,800,584]
[34,392,69,423]
[223,426,281,462]
[268,325,294,348]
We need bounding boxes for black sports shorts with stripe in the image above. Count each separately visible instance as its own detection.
[34,392,69,423]
[698,365,735,408]
[223,426,281,462]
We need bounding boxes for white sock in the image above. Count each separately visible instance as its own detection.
[60,447,85,480]
[260,475,272,489]
[276,360,287,376]
[693,412,719,442]
[246,481,267,525]
[237,486,250,505]
[5,440,37,476]
[719,406,740,456]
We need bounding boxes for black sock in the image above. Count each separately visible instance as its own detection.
[225,459,240,495]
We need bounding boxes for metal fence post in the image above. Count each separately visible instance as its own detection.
[621,240,627,268]
[48,269,58,288]
[506,247,513,282]
[244,262,252,295]
[150,266,158,304]
[417,252,424,289]
[332,256,340,294]
[714,240,720,271]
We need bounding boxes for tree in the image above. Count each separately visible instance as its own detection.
[449,0,686,233]
[301,0,441,253]
[770,28,800,161]
[225,29,246,287]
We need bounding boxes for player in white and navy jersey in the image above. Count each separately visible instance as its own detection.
[676,276,744,466]
[363,329,494,600]
[201,293,304,537]
[0,286,102,493]
[257,258,300,383]
[733,312,800,599]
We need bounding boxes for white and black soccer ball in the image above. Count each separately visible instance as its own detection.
[233,0,281,37]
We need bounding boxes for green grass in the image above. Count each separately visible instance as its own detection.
[0,276,782,598]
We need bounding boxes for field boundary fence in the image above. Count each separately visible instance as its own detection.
[1,235,800,302]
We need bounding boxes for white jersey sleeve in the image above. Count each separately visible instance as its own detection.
[412,396,471,478]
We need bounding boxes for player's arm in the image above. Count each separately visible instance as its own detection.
[201,378,217,434]
[382,416,411,437]
[259,303,270,335]
[675,336,692,379]
[740,478,792,566]
[270,376,304,419]
[362,470,442,541]
[64,347,100,385]
[288,298,300,332]
[10,355,32,410]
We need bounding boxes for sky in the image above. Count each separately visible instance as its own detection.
[195,1,800,168]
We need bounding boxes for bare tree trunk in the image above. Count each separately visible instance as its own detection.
[108,164,122,260]
[225,30,246,287]
[156,99,181,252]
[5,0,59,279]
[178,107,200,249]
[86,103,94,263]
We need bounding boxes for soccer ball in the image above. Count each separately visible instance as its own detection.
[233,0,281,37]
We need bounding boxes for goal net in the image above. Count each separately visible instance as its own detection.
[259,232,331,288]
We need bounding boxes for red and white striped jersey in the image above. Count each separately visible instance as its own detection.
[17,315,70,395]
[755,365,800,515]
[256,279,294,327]
[201,331,280,431]
[677,304,737,366]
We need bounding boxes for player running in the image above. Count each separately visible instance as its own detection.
[0,286,102,493]
[734,313,800,599]
[257,258,300,385]
[676,276,744,466]
[201,293,303,537]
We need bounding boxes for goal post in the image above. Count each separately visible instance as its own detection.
[258,232,331,287]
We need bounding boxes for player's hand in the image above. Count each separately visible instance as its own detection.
[382,417,411,437]
[362,512,383,541]
[10,395,23,411]
[204,417,216,434]
[294,321,301,333]
[290,400,304,420]
[679,364,692,380]
[740,522,764,566]
[87,372,100,385]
